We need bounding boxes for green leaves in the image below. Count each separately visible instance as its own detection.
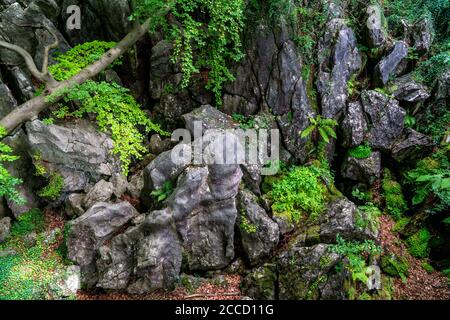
[151,181,174,202]
[57,80,169,176]
[348,143,373,159]
[132,0,245,106]
[299,115,338,144]
[0,127,25,205]
[49,41,119,81]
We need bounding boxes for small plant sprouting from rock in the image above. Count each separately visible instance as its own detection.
[151,181,175,202]
[300,115,338,144]
[37,173,64,201]
[348,143,373,159]
[382,169,408,221]
[239,209,257,234]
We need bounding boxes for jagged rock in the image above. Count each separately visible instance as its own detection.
[278,243,344,300]
[149,134,172,155]
[237,189,279,267]
[0,77,17,118]
[366,4,388,48]
[241,263,278,300]
[407,18,433,53]
[110,173,128,198]
[341,102,368,148]
[3,129,40,217]
[392,75,431,103]
[52,265,81,299]
[374,41,408,86]
[65,193,85,217]
[154,92,198,129]
[128,226,182,293]
[26,119,119,177]
[67,201,139,286]
[183,105,238,133]
[361,90,406,151]
[341,152,381,185]
[127,171,144,199]
[391,129,435,162]
[0,217,11,243]
[435,71,450,101]
[311,198,379,244]
[318,18,362,119]
[83,180,114,209]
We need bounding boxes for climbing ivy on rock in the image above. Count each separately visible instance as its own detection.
[132,0,246,105]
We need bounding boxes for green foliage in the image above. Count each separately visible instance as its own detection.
[382,169,408,221]
[404,114,417,129]
[57,81,168,175]
[37,173,64,201]
[300,115,338,144]
[330,235,381,285]
[132,0,245,105]
[10,209,45,238]
[239,209,257,234]
[406,228,431,258]
[232,113,256,130]
[151,181,174,202]
[393,217,411,233]
[0,211,67,300]
[49,41,119,81]
[0,127,25,205]
[421,262,434,273]
[270,165,329,223]
[381,254,409,282]
[405,150,450,212]
[348,143,373,159]
[414,47,450,86]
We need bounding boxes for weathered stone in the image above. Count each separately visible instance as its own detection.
[341,151,381,185]
[366,4,388,48]
[67,201,139,286]
[318,18,362,119]
[183,105,238,133]
[241,263,278,300]
[127,171,144,199]
[409,18,433,53]
[374,41,408,86]
[0,217,11,243]
[316,198,379,244]
[110,173,128,198]
[26,119,119,177]
[278,243,344,300]
[0,78,17,119]
[341,102,368,148]
[361,90,406,151]
[392,75,431,103]
[237,189,279,267]
[65,193,85,217]
[391,129,435,162]
[83,180,114,209]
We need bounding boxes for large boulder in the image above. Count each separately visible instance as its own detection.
[341,102,368,148]
[374,41,408,86]
[341,152,381,185]
[365,4,388,48]
[83,180,114,210]
[67,201,139,286]
[391,129,435,162]
[361,90,406,151]
[236,189,279,267]
[26,119,119,178]
[392,75,431,103]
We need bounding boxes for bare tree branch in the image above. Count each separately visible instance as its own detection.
[41,25,60,77]
[0,18,151,134]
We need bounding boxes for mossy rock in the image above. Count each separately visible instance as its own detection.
[381,254,409,279]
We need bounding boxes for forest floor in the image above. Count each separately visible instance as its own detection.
[379,215,450,300]
[77,275,243,300]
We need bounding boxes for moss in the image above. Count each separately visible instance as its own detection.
[393,217,411,233]
[406,228,431,258]
[306,225,321,244]
[382,169,408,221]
[10,209,45,238]
[239,209,258,234]
[358,292,372,300]
[348,143,373,159]
[306,275,327,300]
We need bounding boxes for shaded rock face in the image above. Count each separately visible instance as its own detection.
[318,18,362,119]
[405,18,433,53]
[26,120,119,178]
[341,102,368,148]
[341,152,382,185]
[361,90,406,151]
[0,77,17,119]
[67,201,139,286]
[374,41,408,86]
[237,189,279,267]
[0,217,11,243]
[391,129,435,162]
